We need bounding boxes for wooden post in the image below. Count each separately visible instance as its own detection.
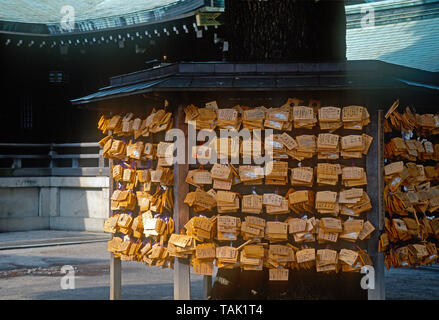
[110,254,122,300]
[49,143,55,169]
[173,104,191,300]
[108,129,122,300]
[366,109,385,300]
[12,158,22,168]
[98,149,104,168]
[203,276,212,300]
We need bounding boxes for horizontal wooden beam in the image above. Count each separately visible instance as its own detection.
[0,143,51,148]
[0,155,49,159]
[0,142,99,148]
[0,168,52,177]
[52,154,101,159]
[0,167,109,177]
[51,167,109,176]
[52,143,100,148]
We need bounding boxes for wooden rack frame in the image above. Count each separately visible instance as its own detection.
[108,107,385,300]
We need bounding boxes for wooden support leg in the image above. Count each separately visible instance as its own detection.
[366,109,385,300]
[110,253,121,300]
[203,275,212,300]
[368,246,385,300]
[107,130,122,300]
[174,258,191,300]
[173,104,191,300]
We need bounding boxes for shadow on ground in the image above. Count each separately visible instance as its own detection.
[0,254,107,271]
[31,281,204,300]
[385,268,439,300]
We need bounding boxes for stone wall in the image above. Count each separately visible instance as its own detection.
[0,177,109,232]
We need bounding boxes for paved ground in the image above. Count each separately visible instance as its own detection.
[0,231,438,300]
[0,230,110,250]
[384,266,439,300]
[0,241,204,300]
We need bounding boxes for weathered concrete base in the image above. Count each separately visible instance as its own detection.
[0,217,50,232]
[0,177,109,232]
[49,217,105,232]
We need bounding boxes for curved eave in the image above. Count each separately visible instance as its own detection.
[71,82,408,106]
[71,61,439,107]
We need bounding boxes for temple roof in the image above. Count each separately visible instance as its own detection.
[0,0,211,34]
[1,0,438,72]
[346,0,439,72]
[71,61,439,106]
